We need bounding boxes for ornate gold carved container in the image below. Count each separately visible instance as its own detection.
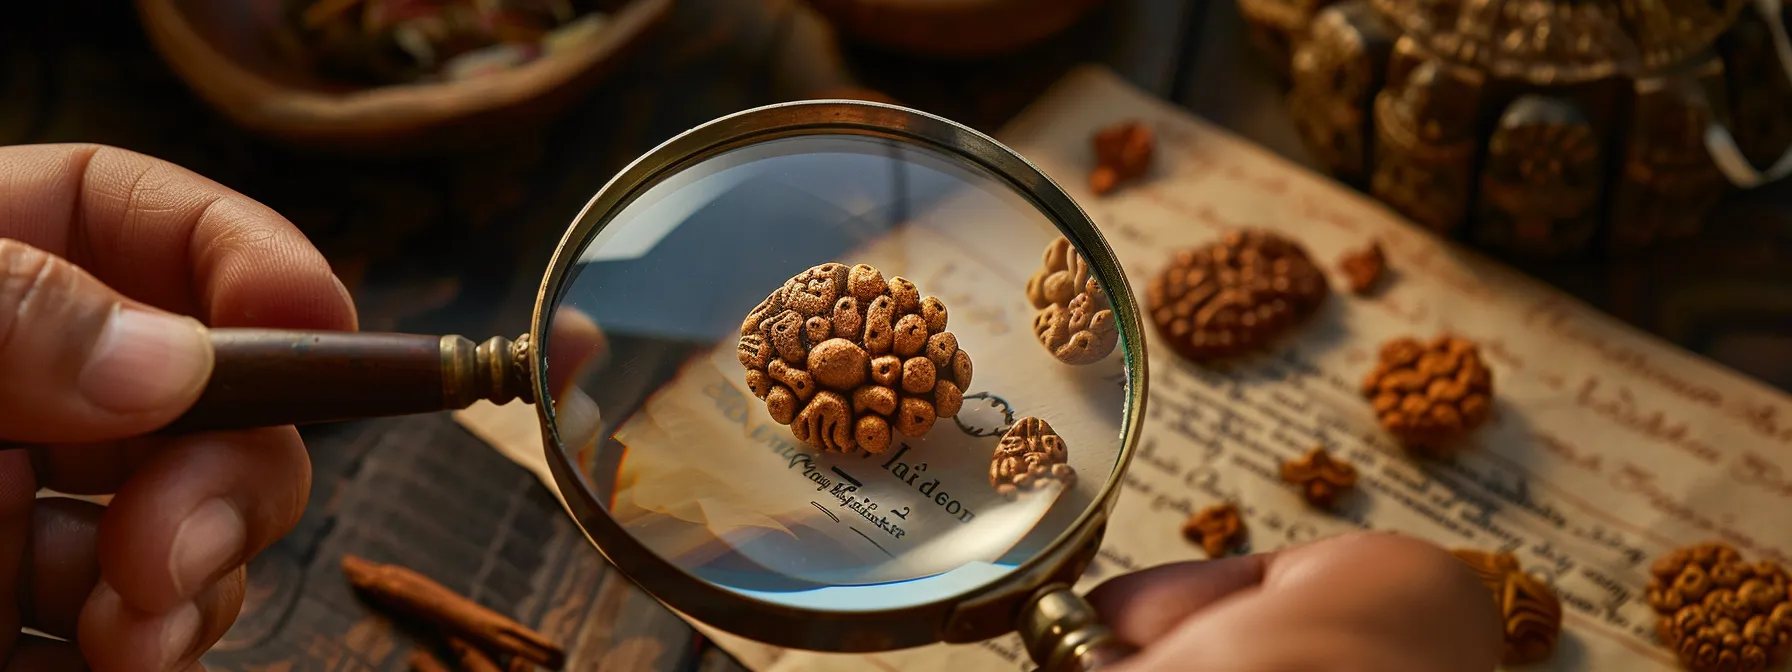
[1241,0,1792,258]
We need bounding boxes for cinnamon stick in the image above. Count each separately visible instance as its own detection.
[448,638,506,672]
[409,650,453,672]
[341,554,565,669]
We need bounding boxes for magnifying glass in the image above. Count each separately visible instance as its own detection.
[152,101,1148,672]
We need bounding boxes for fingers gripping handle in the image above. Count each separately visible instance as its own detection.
[1020,584,1138,672]
[157,329,536,435]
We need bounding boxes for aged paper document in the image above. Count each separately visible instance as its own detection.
[457,65,1792,670]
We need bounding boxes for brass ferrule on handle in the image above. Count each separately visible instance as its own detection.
[441,333,537,408]
[1020,584,1137,672]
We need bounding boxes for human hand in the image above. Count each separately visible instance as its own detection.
[1087,531,1505,672]
[0,144,357,670]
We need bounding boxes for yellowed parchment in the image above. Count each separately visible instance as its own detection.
[457,65,1792,671]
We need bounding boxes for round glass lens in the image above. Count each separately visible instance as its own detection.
[543,129,1136,613]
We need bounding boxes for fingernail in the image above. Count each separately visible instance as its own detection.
[169,498,245,599]
[159,600,202,670]
[78,305,211,413]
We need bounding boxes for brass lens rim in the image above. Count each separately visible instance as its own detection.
[528,99,1149,652]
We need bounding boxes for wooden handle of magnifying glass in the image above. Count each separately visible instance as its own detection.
[155,329,537,435]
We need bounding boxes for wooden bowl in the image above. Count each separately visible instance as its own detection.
[134,0,673,156]
[806,0,1108,58]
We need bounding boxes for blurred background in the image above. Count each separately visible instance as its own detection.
[3,0,1788,669]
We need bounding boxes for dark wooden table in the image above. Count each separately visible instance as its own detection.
[3,0,1789,669]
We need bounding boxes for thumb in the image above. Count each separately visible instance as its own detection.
[1085,554,1269,646]
[544,306,608,401]
[0,239,213,443]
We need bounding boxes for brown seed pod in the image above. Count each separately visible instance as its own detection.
[1338,241,1387,295]
[1147,229,1329,362]
[952,350,973,389]
[1360,333,1494,453]
[1090,120,1154,195]
[833,297,863,342]
[744,369,773,398]
[895,397,936,437]
[852,385,897,416]
[855,415,891,452]
[901,357,936,394]
[1647,541,1792,672]
[922,297,948,333]
[925,332,957,368]
[739,263,974,454]
[870,355,901,387]
[766,386,798,424]
[893,314,929,356]
[989,417,1075,498]
[1279,446,1358,508]
[793,391,855,453]
[934,380,963,418]
[1026,237,1119,366]
[1181,503,1245,558]
[1450,549,1563,666]
[809,338,868,390]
